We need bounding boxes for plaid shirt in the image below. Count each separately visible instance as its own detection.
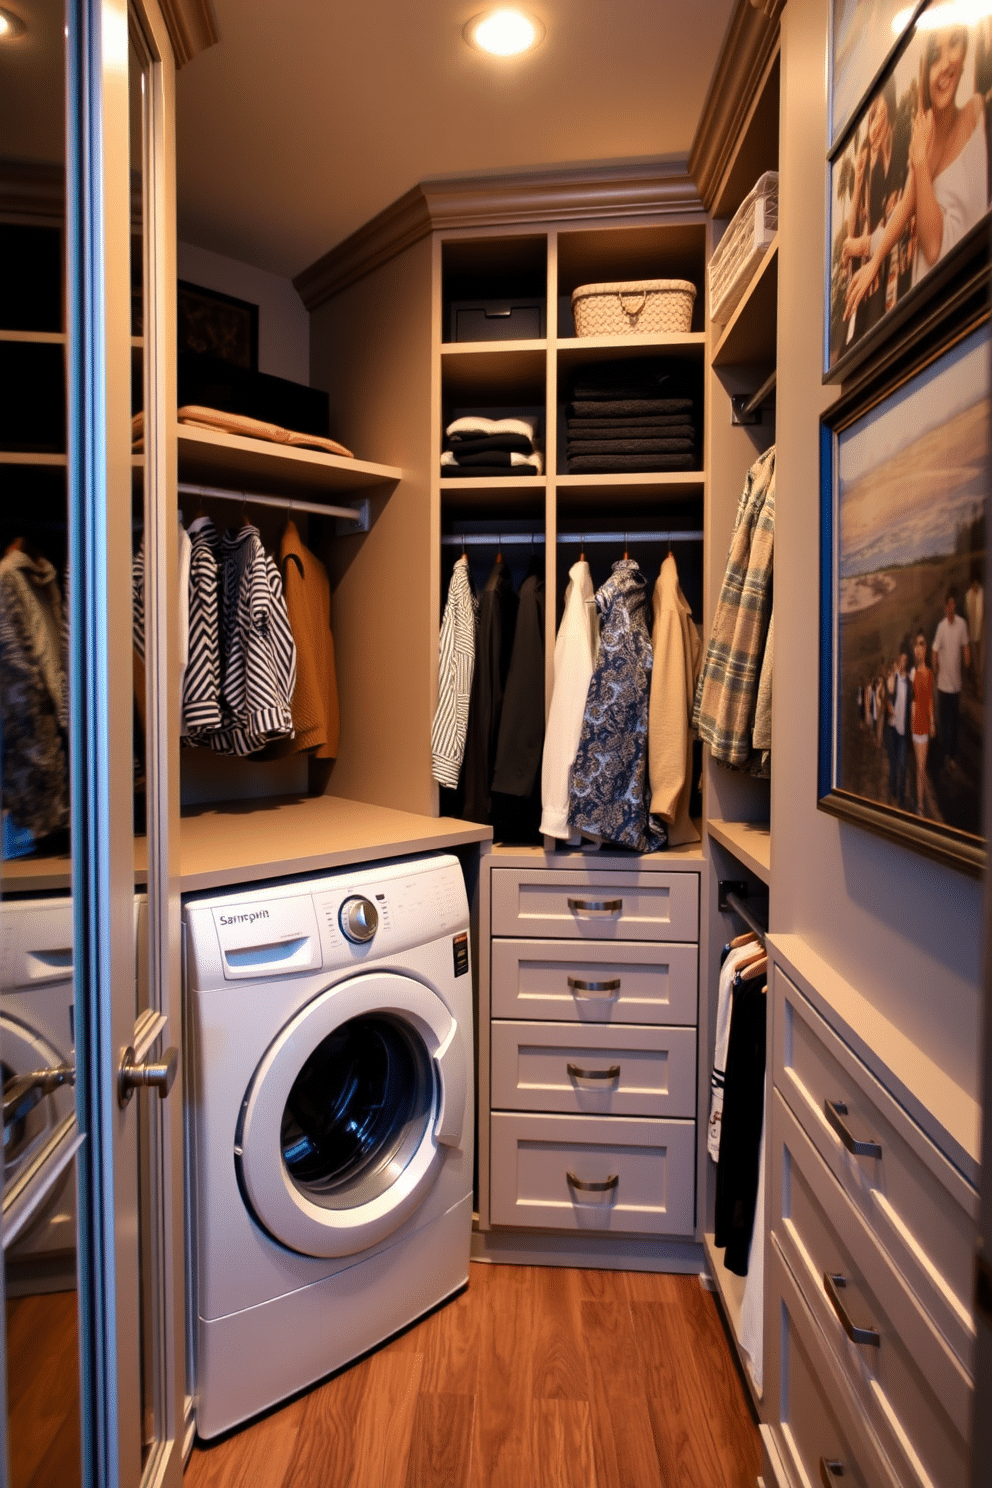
[692,447,775,767]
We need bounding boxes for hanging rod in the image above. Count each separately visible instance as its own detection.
[178,481,367,524]
[721,889,767,944]
[742,369,777,420]
[441,530,704,547]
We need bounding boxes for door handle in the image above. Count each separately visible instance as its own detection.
[566,1171,619,1193]
[824,1099,882,1159]
[819,1460,845,1486]
[567,897,622,914]
[823,1273,880,1347]
[566,1062,621,1082]
[118,1045,179,1108]
[567,976,621,997]
[3,1062,74,1129]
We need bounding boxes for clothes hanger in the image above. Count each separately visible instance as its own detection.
[736,954,768,983]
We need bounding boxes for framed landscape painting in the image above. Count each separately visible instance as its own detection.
[818,310,988,875]
[826,1,992,381]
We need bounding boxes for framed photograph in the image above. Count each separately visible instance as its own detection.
[826,0,992,382]
[177,280,259,370]
[831,0,923,148]
[818,306,988,876]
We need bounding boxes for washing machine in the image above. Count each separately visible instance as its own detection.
[183,852,474,1440]
[1,896,77,1271]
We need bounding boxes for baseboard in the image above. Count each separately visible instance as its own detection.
[470,1226,703,1273]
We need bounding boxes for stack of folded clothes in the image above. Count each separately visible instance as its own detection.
[441,415,543,477]
[566,360,698,474]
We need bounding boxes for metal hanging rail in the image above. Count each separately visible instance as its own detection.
[721,889,768,944]
[177,481,368,524]
[742,369,777,420]
[441,530,704,547]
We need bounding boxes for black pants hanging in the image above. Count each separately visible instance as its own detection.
[714,975,766,1276]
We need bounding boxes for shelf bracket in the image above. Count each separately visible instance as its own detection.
[335,497,371,535]
[731,370,777,426]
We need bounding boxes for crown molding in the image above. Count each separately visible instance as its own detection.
[688,0,784,212]
[295,159,702,311]
[159,0,219,68]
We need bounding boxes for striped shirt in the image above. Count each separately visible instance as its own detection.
[431,555,478,788]
[182,517,224,742]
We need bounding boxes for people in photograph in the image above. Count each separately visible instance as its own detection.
[932,589,971,771]
[965,573,984,698]
[842,79,899,334]
[886,650,912,806]
[845,25,988,323]
[910,630,936,816]
[875,671,887,748]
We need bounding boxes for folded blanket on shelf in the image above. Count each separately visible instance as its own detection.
[446,414,539,440]
[568,358,681,400]
[565,437,695,456]
[170,406,354,458]
[566,416,695,435]
[567,452,696,473]
[446,432,535,456]
[569,397,694,418]
[441,449,544,473]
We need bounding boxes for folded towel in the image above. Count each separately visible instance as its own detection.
[568,358,681,399]
[566,415,695,434]
[567,452,696,473]
[566,438,695,455]
[446,432,535,455]
[441,463,541,478]
[569,398,694,418]
[174,406,353,458]
[441,449,544,474]
[446,414,539,440]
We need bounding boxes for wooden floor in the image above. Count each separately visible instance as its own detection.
[6,1291,81,1488]
[185,1263,761,1488]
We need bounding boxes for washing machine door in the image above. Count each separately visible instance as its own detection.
[236,971,466,1258]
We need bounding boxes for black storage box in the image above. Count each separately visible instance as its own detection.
[450,299,544,343]
[176,352,330,437]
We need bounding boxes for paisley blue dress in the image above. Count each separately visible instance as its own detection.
[568,559,666,852]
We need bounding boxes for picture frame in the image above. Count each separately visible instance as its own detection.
[825,0,992,384]
[818,289,988,877]
[177,280,259,370]
[830,0,923,149]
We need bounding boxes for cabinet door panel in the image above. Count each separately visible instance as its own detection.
[774,968,976,1369]
[491,868,699,941]
[489,1111,695,1235]
[770,1091,971,1488]
[491,1021,696,1116]
[491,937,698,1024]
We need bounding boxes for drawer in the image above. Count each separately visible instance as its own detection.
[490,938,698,1024]
[489,1111,695,1235]
[491,868,698,941]
[774,969,977,1368]
[770,1090,971,1488]
[764,1242,900,1488]
[490,1021,696,1117]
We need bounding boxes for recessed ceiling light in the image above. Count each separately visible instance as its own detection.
[463,9,545,57]
[0,7,26,39]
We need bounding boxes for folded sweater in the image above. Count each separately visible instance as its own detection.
[447,432,535,456]
[442,449,544,473]
[446,414,539,440]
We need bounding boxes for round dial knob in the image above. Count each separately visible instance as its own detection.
[339,896,379,944]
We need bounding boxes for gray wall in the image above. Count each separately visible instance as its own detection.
[772,0,982,1099]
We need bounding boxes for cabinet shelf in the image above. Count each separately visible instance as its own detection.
[440,341,547,399]
[706,818,771,882]
[0,451,67,466]
[711,238,778,370]
[556,332,705,363]
[176,424,402,499]
[0,329,66,345]
[556,471,704,506]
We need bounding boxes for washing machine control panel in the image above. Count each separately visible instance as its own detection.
[338,896,379,944]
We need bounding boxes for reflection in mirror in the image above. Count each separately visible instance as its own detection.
[1,1,82,1485]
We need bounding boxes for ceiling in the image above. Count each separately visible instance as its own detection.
[175,0,736,281]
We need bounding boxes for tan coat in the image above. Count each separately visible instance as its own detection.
[649,553,702,847]
[274,520,339,759]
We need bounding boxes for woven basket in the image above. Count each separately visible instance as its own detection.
[571,279,697,336]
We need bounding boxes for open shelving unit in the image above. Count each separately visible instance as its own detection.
[176,423,402,497]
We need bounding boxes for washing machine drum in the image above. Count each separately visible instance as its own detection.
[235,972,467,1258]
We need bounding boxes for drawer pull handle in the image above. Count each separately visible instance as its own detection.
[567,1171,619,1193]
[567,1062,621,1082]
[567,897,622,914]
[823,1273,880,1347]
[819,1460,845,1486]
[824,1100,882,1160]
[567,976,621,997]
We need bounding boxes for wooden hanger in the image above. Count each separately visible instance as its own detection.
[736,954,768,983]
[728,930,759,951]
